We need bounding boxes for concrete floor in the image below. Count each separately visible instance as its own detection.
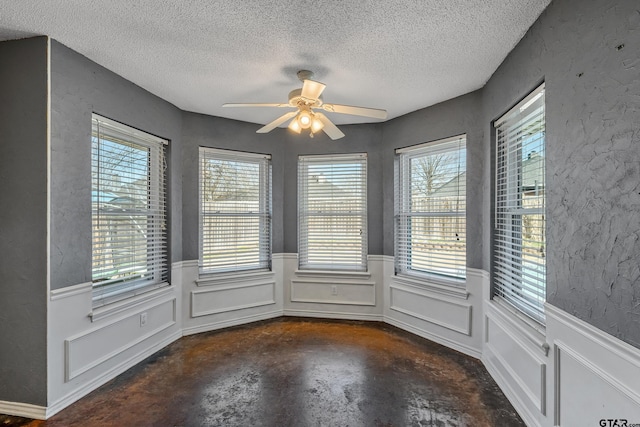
[2,318,525,426]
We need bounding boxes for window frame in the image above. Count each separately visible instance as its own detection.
[297,153,368,272]
[493,83,546,324]
[395,134,467,283]
[198,147,272,275]
[91,114,168,307]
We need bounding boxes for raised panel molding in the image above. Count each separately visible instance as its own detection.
[554,342,640,426]
[191,281,276,317]
[65,297,176,381]
[290,279,376,306]
[484,311,547,416]
[389,282,472,335]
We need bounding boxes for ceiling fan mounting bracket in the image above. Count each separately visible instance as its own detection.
[296,70,314,82]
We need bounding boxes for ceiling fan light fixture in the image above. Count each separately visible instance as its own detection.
[288,115,302,133]
[310,116,324,133]
[298,110,312,129]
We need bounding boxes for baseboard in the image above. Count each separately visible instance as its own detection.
[384,315,482,359]
[45,330,182,419]
[482,354,540,427]
[284,309,383,322]
[182,310,284,336]
[0,400,47,420]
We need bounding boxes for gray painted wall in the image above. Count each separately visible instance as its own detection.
[50,40,183,290]
[483,0,640,347]
[181,112,285,259]
[0,37,48,405]
[381,91,484,269]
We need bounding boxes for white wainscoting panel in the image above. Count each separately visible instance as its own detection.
[290,278,375,306]
[46,263,183,418]
[389,282,471,335]
[546,304,640,425]
[181,258,284,335]
[283,255,384,319]
[191,281,276,317]
[484,305,547,416]
[383,265,484,359]
[65,298,176,381]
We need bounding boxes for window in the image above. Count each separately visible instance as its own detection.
[298,153,367,271]
[199,147,271,274]
[493,83,546,323]
[91,114,168,306]
[395,135,466,281]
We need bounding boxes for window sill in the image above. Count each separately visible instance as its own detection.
[90,283,173,322]
[392,273,468,300]
[197,269,274,286]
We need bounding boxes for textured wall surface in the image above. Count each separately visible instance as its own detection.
[180,112,285,259]
[381,91,484,269]
[50,40,183,290]
[0,37,48,405]
[483,0,640,347]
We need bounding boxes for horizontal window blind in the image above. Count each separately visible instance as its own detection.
[199,147,271,274]
[395,135,466,280]
[91,114,168,306]
[298,153,367,271]
[494,83,546,324]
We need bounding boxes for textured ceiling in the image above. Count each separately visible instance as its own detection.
[0,0,550,126]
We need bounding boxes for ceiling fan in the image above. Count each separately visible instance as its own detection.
[223,70,387,140]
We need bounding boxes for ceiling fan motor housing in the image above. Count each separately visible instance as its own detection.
[288,88,323,108]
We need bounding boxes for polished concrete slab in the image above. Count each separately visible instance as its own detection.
[2,318,525,426]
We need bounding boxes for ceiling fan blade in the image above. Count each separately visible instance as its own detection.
[321,103,387,120]
[315,113,345,140]
[256,111,298,133]
[301,79,326,100]
[223,103,290,108]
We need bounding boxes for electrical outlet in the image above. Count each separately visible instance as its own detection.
[331,285,338,296]
[140,312,147,327]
